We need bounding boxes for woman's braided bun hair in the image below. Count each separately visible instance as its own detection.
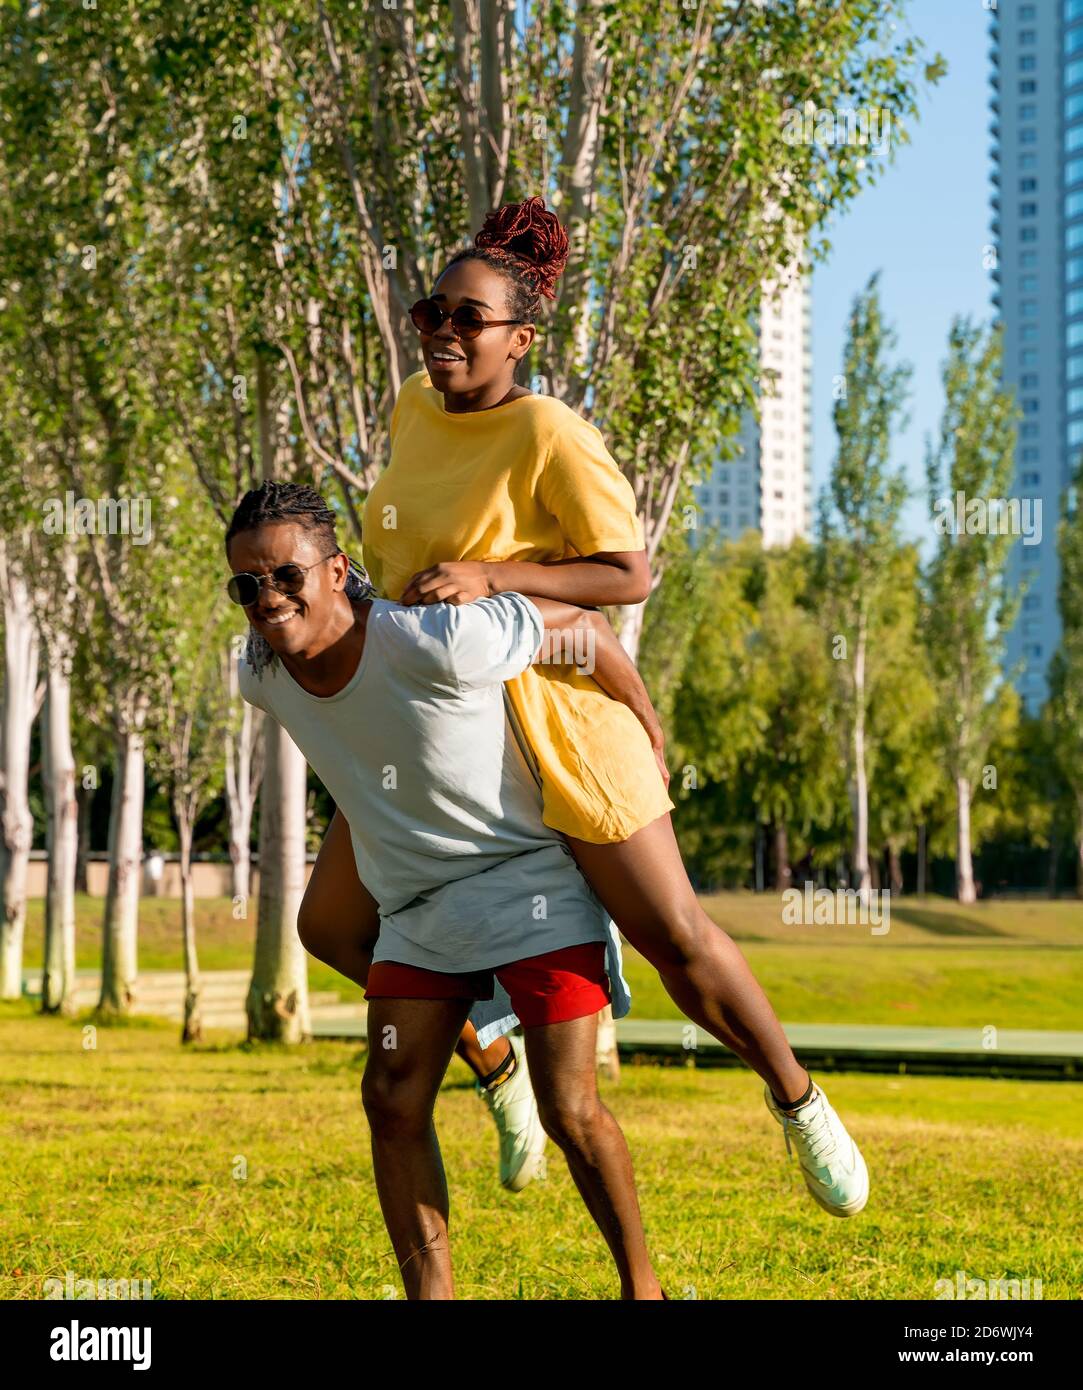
[444,195,570,326]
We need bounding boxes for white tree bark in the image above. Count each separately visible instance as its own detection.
[956,774,976,905]
[0,542,42,999]
[99,695,149,1014]
[589,595,651,1079]
[38,542,79,1014]
[224,649,263,906]
[247,717,310,1041]
[41,651,78,1014]
[614,599,647,663]
[850,615,871,907]
[244,354,310,1042]
[177,817,203,1042]
[554,0,609,402]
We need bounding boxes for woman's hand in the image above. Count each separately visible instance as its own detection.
[645,719,671,789]
[399,561,494,606]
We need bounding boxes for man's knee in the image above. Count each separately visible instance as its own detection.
[535,1088,603,1151]
[361,1064,431,1140]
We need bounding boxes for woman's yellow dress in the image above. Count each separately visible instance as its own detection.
[361,370,675,844]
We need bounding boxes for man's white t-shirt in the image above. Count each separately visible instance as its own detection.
[237,594,630,1016]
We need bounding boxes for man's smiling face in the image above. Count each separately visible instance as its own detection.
[228,522,347,659]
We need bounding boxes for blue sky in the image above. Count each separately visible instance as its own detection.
[811,0,994,546]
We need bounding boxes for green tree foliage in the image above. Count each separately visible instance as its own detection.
[1048,460,1083,895]
[923,319,1020,902]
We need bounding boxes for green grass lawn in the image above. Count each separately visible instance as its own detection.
[1,1001,1079,1301]
[22,893,1083,1031]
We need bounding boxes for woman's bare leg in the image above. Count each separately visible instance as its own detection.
[362,996,474,1299]
[564,814,810,1105]
[523,1012,663,1300]
[298,808,513,1079]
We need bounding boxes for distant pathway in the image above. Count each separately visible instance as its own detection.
[22,970,1082,1078]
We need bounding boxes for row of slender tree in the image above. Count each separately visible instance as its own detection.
[0,2,942,1037]
[644,281,1083,901]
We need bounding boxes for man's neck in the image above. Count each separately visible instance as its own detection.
[279,595,371,697]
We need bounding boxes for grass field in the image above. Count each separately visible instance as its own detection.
[22,892,1083,1031]
[8,892,1080,1300]
[1,1000,1080,1301]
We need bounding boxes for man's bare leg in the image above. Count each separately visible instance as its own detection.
[362,995,474,1299]
[523,1011,663,1300]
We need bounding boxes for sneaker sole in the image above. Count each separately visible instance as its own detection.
[502,1140,546,1193]
[804,1151,870,1218]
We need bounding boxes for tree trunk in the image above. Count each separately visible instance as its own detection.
[614,599,646,662]
[74,781,91,894]
[771,821,791,892]
[594,1005,619,1083]
[99,700,148,1015]
[246,717,310,1042]
[178,818,202,1043]
[41,659,78,1014]
[592,597,650,1079]
[1076,796,1083,901]
[754,818,765,892]
[0,549,41,999]
[850,617,871,906]
[1046,827,1060,900]
[246,356,311,1043]
[916,822,927,896]
[955,775,976,904]
[224,651,262,907]
[886,839,903,897]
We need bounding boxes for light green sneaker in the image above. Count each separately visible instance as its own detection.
[765,1080,869,1217]
[479,1034,547,1192]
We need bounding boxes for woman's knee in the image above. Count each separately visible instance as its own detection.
[296,895,324,955]
[630,899,711,973]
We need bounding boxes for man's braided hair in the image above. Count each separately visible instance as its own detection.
[225,480,376,678]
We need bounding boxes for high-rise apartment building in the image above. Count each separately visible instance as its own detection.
[991,0,1081,710]
[692,256,812,548]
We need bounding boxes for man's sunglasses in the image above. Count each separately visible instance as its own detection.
[409,297,527,341]
[226,551,340,607]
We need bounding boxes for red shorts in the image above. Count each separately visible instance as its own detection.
[364,941,610,1028]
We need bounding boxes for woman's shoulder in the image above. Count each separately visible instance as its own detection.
[401,368,431,399]
[520,390,599,438]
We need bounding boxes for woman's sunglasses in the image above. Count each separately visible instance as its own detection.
[409,297,527,341]
[226,551,340,607]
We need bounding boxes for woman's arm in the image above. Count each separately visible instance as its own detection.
[526,596,669,788]
[398,551,651,608]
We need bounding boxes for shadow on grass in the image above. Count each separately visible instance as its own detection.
[891,907,1010,938]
